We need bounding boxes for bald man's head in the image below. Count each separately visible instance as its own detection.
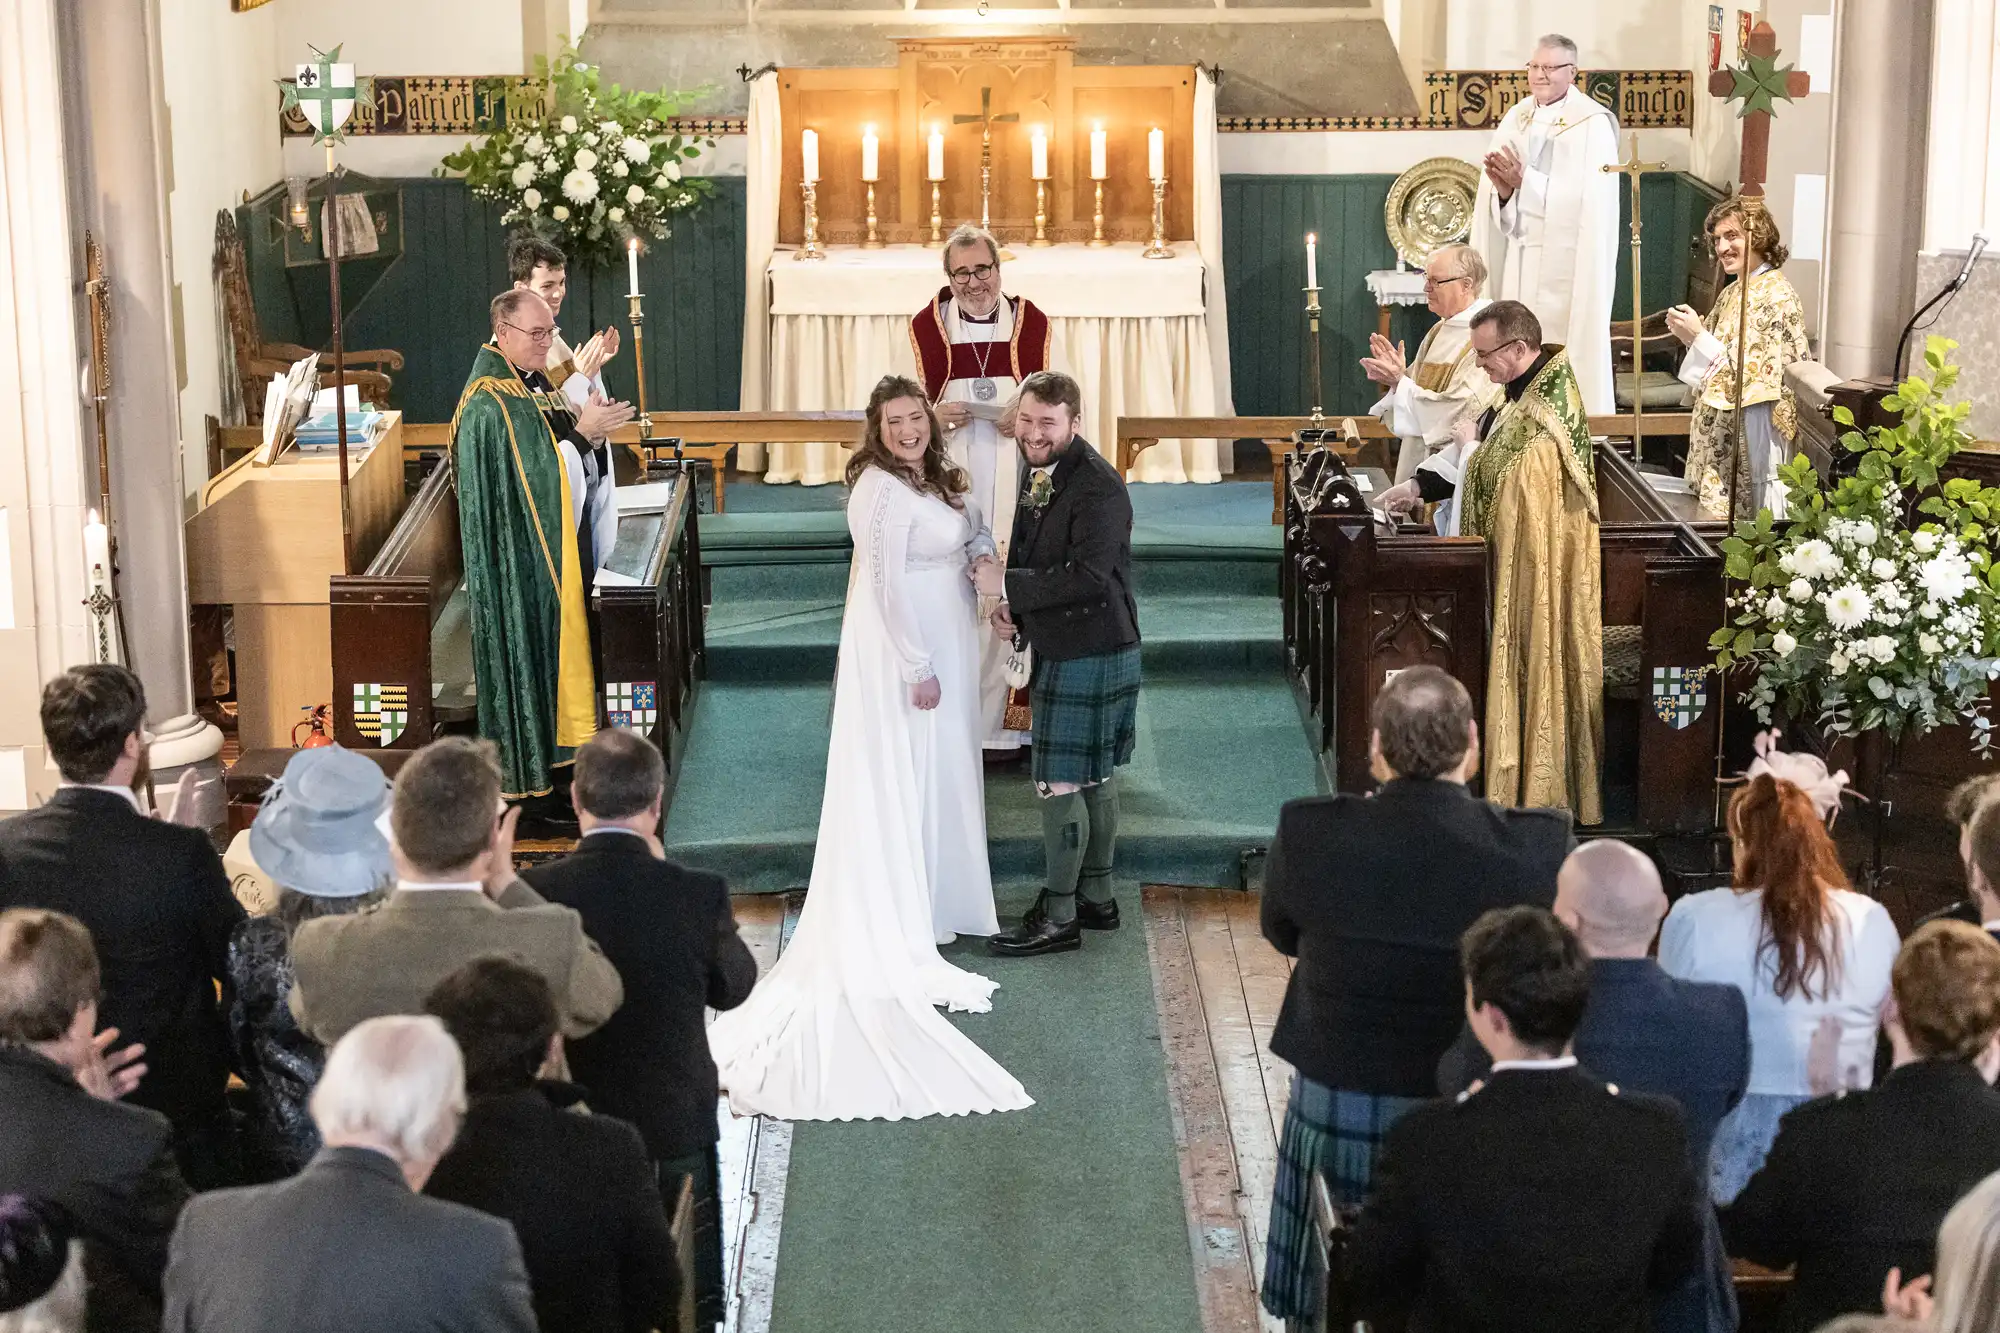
[1554,841,1668,957]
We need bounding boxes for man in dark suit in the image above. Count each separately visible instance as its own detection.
[976,370,1142,957]
[424,956,679,1333]
[0,665,244,1188]
[524,727,757,1329]
[1437,841,1749,1333]
[1258,666,1571,1323]
[1722,919,2000,1333]
[163,1013,536,1333]
[0,907,189,1330]
[1346,906,1706,1333]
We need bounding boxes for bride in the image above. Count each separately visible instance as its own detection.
[708,374,1034,1121]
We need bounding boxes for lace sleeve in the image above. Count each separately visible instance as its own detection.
[856,470,935,684]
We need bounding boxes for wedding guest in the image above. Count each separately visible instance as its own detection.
[162,1015,535,1333]
[0,665,244,1188]
[1960,796,2000,944]
[1345,906,1705,1333]
[524,727,756,1328]
[0,1196,80,1331]
[1882,1169,2000,1330]
[0,908,188,1332]
[1661,761,1899,1202]
[289,737,622,1046]
[228,746,392,1181]
[424,957,678,1333]
[1723,921,2000,1333]
[1258,666,1572,1323]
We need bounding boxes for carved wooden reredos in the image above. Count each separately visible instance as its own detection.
[777,38,1195,247]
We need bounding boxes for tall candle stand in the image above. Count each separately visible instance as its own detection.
[1304,282,1325,432]
[1030,180,1052,247]
[1088,180,1109,248]
[1142,179,1173,259]
[626,291,657,445]
[929,181,943,245]
[862,181,884,249]
[796,180,827,261]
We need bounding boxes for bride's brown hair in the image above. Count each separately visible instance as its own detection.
[845,374,970,506]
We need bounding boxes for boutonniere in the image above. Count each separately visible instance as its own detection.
[1024,469,1055,512]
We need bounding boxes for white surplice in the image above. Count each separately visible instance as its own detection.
[550,327,617,570]
[1471,87,1620,415]
[707,467,1033,1121]
[1371,297,1501,482]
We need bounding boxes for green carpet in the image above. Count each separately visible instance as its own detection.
[767,880,1204,1333]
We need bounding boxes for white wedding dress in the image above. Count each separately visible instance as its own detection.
[708,467,1034,1121]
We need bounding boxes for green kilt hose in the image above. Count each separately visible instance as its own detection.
[1029,645,1140,789]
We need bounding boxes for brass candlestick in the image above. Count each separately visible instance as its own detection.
[796,180,827,261]
[626,291,655,441]
[1030,179,1052,246]
[929,180,943,245]
[1088,179,1108,247]
[862,181,884,249]
[1142,178,1172,259]
[1304,284,1324,430]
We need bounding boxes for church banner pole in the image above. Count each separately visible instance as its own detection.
[1603,135,1669,462]
[327,153,354,574]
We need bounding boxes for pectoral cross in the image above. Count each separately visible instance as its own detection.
[1709,20,1811,197]
[953,87,1019,231]
[1602,134,1671,458]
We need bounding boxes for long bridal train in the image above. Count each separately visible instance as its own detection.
[708,466,1033,1121]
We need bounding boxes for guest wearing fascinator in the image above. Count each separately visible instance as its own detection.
[0,1195,79,1329]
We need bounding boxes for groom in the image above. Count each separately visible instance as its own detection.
[975,371,1141,957]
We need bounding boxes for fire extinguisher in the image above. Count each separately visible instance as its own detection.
[293,703,335,748]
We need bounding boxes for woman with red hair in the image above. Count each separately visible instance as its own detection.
[1661,770,1900,1202]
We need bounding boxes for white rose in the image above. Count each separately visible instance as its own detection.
[1829,651,1850,674]
[601,120,622,138]
[1868,635,1898,662]
[554,133,568,148]
[1765,594,1787,619]
[1922,602,1941,619]
[612,160,630,178]
[561,168,600,205]
[1913,529,1940,554]
[522,187,542,211]
[622,136,651,164]
[1773,631,1798,658]
[542,155,559,174]
[523,133,547,157]
[551,204,570,221]
[1851,519,1878,548]
[574,147,599,171]
[1788,578,1812,602]
[582,131,599,147]
[500,151,514,165]
[1920,632,1943,655]
[511,162,536,189]
[1871,557,1897,581]
[1920,550,1976,603]
[626,183,646,204]
[664,161,682,181]
[608,206,625,222]
[560,114,579,133]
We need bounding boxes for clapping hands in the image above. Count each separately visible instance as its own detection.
[1483,145,1525,197]
[574,327,621,381]
[76,1026,146,1101]
[574,387,636,442]
[1665,304,1705,347]
[1361,333,1409,388]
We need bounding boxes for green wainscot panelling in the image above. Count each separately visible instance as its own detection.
[237,176,747,423]
[1222,171,1721,418]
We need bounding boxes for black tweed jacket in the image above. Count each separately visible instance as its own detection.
[1003,435,1140,662]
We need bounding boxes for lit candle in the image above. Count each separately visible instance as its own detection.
[1147,127,1165,183]
[801,129,819,184]
[627,238,640,297]
[927,126,944,182]
[1089,125,1107,181]
[1306,233,1318,289]
[861,125,879,183]
[84,510,109,581]
[1030,126,1048,181]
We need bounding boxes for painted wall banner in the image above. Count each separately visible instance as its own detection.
[1218,70,1694,133]
[279,76,746,139]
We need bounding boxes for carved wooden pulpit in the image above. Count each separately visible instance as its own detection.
[777,39,1195,246]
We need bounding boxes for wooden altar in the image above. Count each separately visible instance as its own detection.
[777,38,1195,247]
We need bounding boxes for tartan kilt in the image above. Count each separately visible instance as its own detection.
[1028,644,1140,788]
[1260,1076,1424,1321]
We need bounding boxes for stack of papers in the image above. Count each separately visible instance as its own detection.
[293,409,383,450]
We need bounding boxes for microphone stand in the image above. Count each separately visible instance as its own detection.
[1893,234,1988,382]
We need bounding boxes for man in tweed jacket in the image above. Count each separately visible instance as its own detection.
[975,371,1141,957]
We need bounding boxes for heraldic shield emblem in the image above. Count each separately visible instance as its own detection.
[1650,666,1715,730]
[604,681,659,730]
[352,683,409,746]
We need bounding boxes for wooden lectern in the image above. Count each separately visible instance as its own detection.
[185,414,405,750]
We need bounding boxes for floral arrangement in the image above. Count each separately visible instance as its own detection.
[438,44,713,269]
[1710,337,2000,749]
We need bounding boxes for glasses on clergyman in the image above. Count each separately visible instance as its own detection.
[1527,61,1575,75]
[948,263,998,284]
[1424,275,1470,290]
[1475,339,1526,361]
[503,321,557,343]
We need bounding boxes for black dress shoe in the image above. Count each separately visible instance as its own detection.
[1023,891,1120,932]
[987,916,1082,956]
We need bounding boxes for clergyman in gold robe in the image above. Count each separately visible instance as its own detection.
[1668,196,1810,522]
[1379,299,1604,824]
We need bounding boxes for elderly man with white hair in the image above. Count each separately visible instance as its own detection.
[1362,243,1502,483]
[162,1015,535,1333]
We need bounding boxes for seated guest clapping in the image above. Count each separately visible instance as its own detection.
[522,727,756,1330]
[1882,1167,2000,1330]
[1346,907,1705,1333]
[1661,762,1899,1201]
[288,736,622,1046]
[227,746,393,1181]
[424,956,679,1333]
[1723,920,2000,1333]
[1259,666,1571,1322]
[163,1015,534,1333]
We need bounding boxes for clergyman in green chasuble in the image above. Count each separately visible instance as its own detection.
[450,341,598,798]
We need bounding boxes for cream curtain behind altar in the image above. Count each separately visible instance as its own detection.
[736,71,782,458]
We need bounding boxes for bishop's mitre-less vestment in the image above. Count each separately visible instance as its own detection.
[450,344,598,798]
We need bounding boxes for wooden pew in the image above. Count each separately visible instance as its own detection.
[1283,443,1724,836]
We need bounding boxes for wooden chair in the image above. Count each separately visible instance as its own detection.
[1610,238,1725,416]
[1294,1167,1374,1333]
[214,209,405,426]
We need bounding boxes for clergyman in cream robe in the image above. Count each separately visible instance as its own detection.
[1371,296,1503,483]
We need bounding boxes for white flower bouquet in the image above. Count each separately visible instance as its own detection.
[439,44,713,269]
[1712,337,2000,749]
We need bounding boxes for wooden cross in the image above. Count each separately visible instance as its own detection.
[954,87,1019,230]
[1708,20,1811,197]
[1602,135,1672,458]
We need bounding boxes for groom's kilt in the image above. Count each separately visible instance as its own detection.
[1029,644,1140,788]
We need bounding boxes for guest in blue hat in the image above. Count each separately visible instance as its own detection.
[226,746,392,1181]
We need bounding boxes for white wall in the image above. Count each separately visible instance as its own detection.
[1444,0,1693,69]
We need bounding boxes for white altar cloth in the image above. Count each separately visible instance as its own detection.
[746,242,1224,485]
